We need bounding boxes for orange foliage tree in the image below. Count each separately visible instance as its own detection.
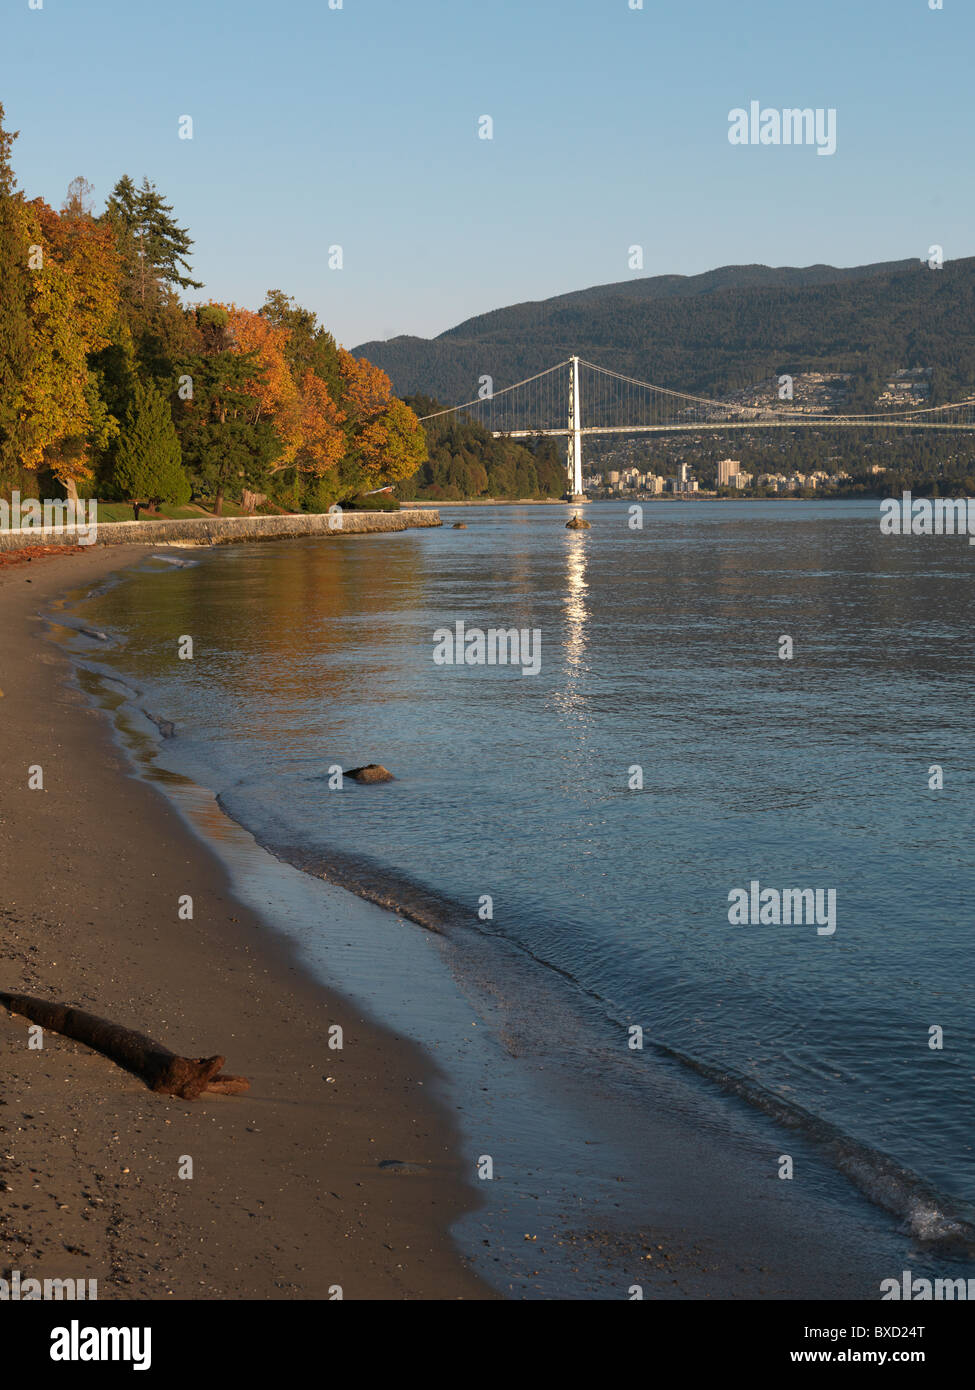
[210,308,426,503]
[291,369,346,477]
[226,305,296,426]
[12,198,121,488]
[338,349,427,488]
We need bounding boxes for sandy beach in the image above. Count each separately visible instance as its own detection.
[0,545,490,1301]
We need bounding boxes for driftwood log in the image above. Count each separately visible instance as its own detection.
[0,992,249,1099]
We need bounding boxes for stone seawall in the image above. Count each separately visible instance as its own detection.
[0,509,441,552]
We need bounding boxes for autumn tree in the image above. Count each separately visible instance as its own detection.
[0,142,127,497]
[260,289,342,398]
[1,106,430,514]
[352,395,428,485]
[12,197,123,493]
[227,305,298,435]
[0,104,17,197]
[0,104,33,481]
[290,369,347,480]
[230,304,351,482]
[15,202,97,481]
[336,349,426,495]
[244,298,427,506]
[339,349,394,427]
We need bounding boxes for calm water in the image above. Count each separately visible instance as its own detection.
[73,500,975,1255]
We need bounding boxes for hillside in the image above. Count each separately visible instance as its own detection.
[355,258,975,409]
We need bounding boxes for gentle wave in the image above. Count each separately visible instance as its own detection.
[215,800,975,1254]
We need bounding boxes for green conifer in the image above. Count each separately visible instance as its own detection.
[113,380,190,517]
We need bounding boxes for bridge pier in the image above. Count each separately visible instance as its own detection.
[565,354,587,501]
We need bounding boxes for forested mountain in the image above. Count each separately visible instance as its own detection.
[354,258,975,409]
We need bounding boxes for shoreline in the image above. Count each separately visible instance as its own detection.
[0,545,491,1301]
[10,533,972,1302]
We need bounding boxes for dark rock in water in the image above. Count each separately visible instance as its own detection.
[452,522,468,529]
[144,710,176,739]
[346,764,395,783]
[566,516,591,530]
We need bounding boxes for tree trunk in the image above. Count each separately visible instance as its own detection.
[64,477,79,504]
[214,487,224,517]
[0,991,249,1099]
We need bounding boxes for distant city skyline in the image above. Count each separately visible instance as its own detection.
[2,0,971,347]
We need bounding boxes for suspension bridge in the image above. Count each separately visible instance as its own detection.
[418,356,975,498]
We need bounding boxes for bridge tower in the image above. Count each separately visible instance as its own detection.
[566,354,585,501]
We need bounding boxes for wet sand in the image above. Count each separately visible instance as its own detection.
[0,545,490,1300]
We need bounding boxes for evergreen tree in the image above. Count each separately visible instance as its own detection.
[112,380,190,518]
[135,178,202,296]
[104,175,202,309]
[175,348,281,514]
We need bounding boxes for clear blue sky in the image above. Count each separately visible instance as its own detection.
[2,0,971,348]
